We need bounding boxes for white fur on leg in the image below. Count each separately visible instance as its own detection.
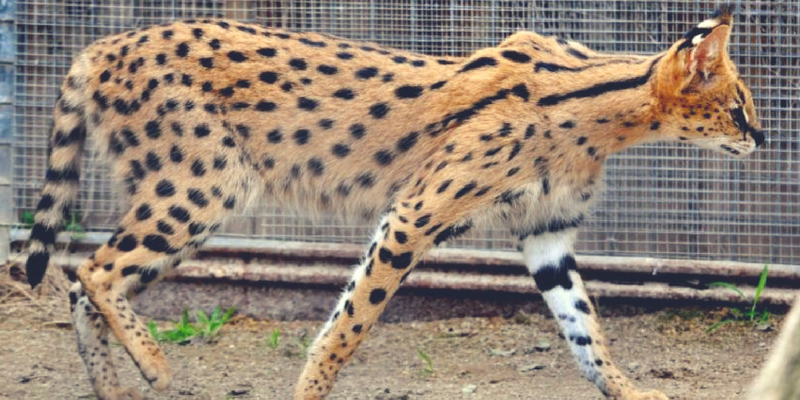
[522,231,604,387]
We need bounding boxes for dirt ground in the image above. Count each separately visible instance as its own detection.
[0,284,779,400]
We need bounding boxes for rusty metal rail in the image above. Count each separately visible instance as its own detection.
[9,230,800,306]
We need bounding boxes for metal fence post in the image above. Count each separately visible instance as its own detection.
[0,0,14,263]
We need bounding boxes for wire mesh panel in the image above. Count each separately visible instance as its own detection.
[13,1,800,265]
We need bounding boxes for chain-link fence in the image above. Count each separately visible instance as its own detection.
[12,1,800,265]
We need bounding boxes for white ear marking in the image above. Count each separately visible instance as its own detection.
[692,34,705,45]
[698,19,720,29]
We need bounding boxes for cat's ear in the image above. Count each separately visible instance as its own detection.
[660,6,735,92]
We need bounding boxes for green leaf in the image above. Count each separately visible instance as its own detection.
[708,282,745,298]
[751,265,769,321]
[221,307,236,324]
[196,309,209,325]
[706,319,734,334]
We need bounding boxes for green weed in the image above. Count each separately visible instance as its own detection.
[148,306,235,344]
[707,265,771,333]
[416,348,435,377]
[267,328,281,349]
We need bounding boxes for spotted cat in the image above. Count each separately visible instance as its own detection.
[26,5,764,400]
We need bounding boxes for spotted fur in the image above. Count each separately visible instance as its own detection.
[26,6,763,400]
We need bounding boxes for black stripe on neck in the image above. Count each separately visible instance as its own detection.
[537,55,663,107]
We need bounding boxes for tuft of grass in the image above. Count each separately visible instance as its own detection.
[416,348,435,377]
[148,306,235,344]
[267,328,281,349]
[707,265,771,333]
[65,211,86,240]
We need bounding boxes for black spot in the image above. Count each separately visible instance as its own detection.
[221,136,235,147]
[394,231,408,244]
[369,103,389,119]
[194,124,210,138]
[142,234,176,254]
[352,324,363,334]
[378,247,393,264]
[337,52,354,60]
[236,80,251,88]
[532,254,577,291]
[289,58,307,70]
[169,145,184,163]
[259,71,278,84]
[100,70,111,83]
[199,57,214,68]
[575,299,591,315]
[219,86,235,97]
[257,48,276,57]
[176,42,190,57]
[411,59,425,67]
[454,181,477,199]
[117,234,138,252]
[391,252,413,269]
[192,28,204,39]
[334,88,355,100]
[430,80,446,90]
[458,57,497,73]
[202,82,213,92]
[181,74,193,86]
[234,124,250,138]
[501,50,531,63]
[145,152,162,171]
[396,132,418,152]
[129,160,146,179]
[299,37,326,47]
[162,30,174,40]
[154,180,175,197]
[227,51,247,62]
[188,222,206,236]
[374,150,394,166]
[356,67,378,79]
[298,97,318,111]
[395,85,424,99]
[307,158,325,176]
[414,214,431,228]
[280,82,293,92]
[183,188,209,209]
[217,21,230,29]
[349,123,366,139]
[256,101,277,112]
[168,205,191,223]
[223,196,236,209]
[317,65,338,75]
[560,120,576,129]
[318,119,334,130]
[511,84,530,102]
[293,129,311,145]
[332,143,350,157]
[139,268,160,284]
[433,222,472,245]
[121,266,138,276]
[587,147,597,156]
[650,121,661,130]
[355,172,375,188]
[369,289,387,305]
[576,137,587,145]
[392,55,407,64]
[209,38,221,50]
[145,120,161,139]
[262,156,275,169]
[191,159,206,177]
[571,335,592,346]
[267,129,283,143]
